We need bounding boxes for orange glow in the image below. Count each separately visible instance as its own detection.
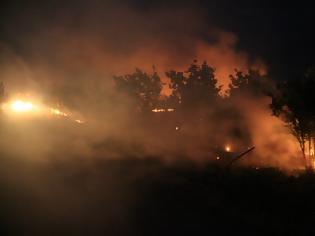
[152,108,165,113]
[50,108,68,117]
[152,108,175,113]
[75,119,84,124]
[1,96,85,124]
[225,145,231,152]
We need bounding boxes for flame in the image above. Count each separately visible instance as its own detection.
[152,108,175,113]
[152,108,165,112]
[2,97,85,124]
[50,108,68,117]
[49,108,85,124]
[10,100,35,112]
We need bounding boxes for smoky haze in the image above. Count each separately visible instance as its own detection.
[0,1,302,171]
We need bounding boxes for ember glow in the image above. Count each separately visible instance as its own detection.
[225,145,231,152]
[50,108,68,117]
[152,108,175,113]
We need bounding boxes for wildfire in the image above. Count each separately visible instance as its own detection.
[152,108,175,113]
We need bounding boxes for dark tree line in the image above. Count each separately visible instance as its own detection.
[167,61,221,111]
[229,69,269,98]
[114,61,266,114]
[113,61,225,113]
[114,61,266,155]
[113,68,162,113]
[114,61,315,166]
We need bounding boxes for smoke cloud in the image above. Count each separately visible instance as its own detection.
[0,1,301,172]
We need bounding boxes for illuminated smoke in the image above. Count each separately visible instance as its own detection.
[233,96,303,171]
[0,1,302,172]
[2,98,85,124]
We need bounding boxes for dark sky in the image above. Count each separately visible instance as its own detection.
[0,0,314,80]
[134,0,315,79]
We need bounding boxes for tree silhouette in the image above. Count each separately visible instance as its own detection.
[165,61,226,151]
[228,69,268,98]
[167,61,221,111]
[270,68,315,166]
[113,68,162,113]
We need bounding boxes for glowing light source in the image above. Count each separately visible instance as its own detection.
[225,145,231,152]
[152,108,175,113]
[2,95,85,124]
[50,108,68,117]
[10,100,34,112]
[75,119,84,124]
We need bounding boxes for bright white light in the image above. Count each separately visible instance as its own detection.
[10,100,34,112]
[2,97,85,124]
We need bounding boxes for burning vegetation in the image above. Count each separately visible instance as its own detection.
[1,97,84,124]
[0,1,311,172]
[0,59,311,171]
[111,61,315,170]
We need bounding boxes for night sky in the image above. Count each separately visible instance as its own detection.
[0,0,314,80]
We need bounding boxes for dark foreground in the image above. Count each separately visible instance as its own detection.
[1,157,315,235]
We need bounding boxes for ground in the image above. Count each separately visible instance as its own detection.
[0,156,315,235]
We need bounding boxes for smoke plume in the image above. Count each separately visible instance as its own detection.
[0,1,301,171]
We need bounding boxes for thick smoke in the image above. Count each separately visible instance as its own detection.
[0,1,301,171]
[233,96,303,170]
